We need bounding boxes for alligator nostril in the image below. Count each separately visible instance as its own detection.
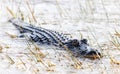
[97,52,101,56]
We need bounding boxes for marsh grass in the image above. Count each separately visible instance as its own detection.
[6,1,49,73]
[6,1,84,72]
[6,7,15,18]
[2,0,120,74]
[109,30,120,50]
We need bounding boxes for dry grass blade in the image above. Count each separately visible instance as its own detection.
[25,43,48,68]
[0,44,3,53]
[84,54,102,60]
[109,31,120,49]
[26,1,37,23]
[87,26,102,49]
[46,67,55,72]
[5,32,17,38]
[71,61,82,69]
[18,57,27,69]
[32,68,39,74]
[4,45,10,49]
[114,29,120,37]
[55,0,64,18]
[0,45,3,53]
[6,7,15,17]
[47,61,56,67]
[101,0,109,23]
[110,57,120,65]
[19,10,24,21]
[6,54,15,64]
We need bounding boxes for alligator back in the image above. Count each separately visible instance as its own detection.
[9,18,69,47]
[9,18,102,59]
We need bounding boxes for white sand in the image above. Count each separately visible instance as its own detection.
[0,0,120,74]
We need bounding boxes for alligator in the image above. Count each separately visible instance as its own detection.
[9,18,101,59]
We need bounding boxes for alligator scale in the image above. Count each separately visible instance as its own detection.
[9,18,101,59]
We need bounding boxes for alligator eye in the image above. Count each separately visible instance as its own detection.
[71,39,79,47]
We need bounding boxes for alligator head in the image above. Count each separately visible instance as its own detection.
[64,39,102,59]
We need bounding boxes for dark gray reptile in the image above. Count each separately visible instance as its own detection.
[9,18,101,59]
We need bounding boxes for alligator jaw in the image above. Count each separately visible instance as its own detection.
[84,51,102,60]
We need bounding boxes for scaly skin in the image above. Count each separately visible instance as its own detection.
[9,18,102,59]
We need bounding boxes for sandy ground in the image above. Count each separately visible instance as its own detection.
[0,0,120,74]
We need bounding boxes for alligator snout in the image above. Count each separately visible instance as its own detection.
[84,50,102,59]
